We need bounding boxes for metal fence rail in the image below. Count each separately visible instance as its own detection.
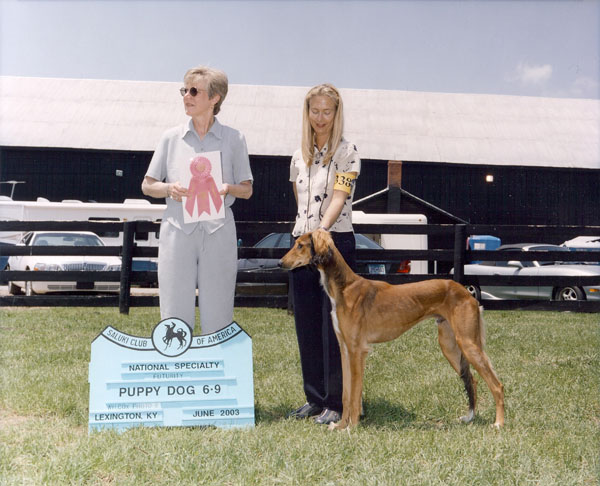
[1,220,599,312]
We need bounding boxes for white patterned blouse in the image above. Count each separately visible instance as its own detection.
[289,139,361,237]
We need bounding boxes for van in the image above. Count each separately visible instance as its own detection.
[351,211,428,274]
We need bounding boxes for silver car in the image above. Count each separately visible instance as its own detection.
[461,244,600,301]
[7,231,122,295]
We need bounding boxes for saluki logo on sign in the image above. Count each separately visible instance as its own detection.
[151,318,191,357]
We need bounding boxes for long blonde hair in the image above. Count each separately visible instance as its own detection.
[301,84,344,166]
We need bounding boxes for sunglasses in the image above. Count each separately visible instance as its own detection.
[179,87,207,97]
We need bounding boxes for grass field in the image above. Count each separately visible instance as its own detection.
[0,306,598,485]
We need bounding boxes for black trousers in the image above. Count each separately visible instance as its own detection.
[290,231,356,413]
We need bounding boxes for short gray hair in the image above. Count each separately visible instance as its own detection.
[184,66,228,115]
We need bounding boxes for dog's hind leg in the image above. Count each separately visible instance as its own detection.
[457,340,505,428]
[458,354,476,423]
[437,318,477,423]
[453,307,505,428]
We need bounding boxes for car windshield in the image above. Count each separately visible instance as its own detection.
[277,233,293,248]
[33,233,104,247]
[255,233,293,249]
[254,233,381,250]
[485,245,571,267]
[355,234,382,250]
[529,245,570,266]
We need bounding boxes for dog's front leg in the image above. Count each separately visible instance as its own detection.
[348,347,368,427]
[339,338,351,420]
[330,345,367,430]
[329,335,351,430]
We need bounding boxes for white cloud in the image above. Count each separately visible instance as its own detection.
[570,75,600,98]
[514,62,553,85]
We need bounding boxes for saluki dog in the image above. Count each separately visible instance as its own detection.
[280,229,505,430]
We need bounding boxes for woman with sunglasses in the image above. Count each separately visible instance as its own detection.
[142,66,253,335]
[288,84,361,425]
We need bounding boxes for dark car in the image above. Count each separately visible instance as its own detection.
[237,233,409,275]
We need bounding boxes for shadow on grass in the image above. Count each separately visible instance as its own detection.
[254,403,299,424]
[254,399,419,427]
[361,398,494,430]
[359,398,418,428]
[255,399,492,430]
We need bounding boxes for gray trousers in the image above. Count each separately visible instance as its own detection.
[157,211,237,335]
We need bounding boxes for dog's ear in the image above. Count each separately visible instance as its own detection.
[309,230,334,267]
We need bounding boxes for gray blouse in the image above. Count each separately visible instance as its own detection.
[146,118,253,235]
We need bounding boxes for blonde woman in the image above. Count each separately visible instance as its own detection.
[142,66,253,335]
[288,84,361,425]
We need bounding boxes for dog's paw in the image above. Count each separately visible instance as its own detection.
[459,410,475,423]
[328,419,350,431]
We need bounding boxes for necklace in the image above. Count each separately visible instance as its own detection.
[303,150,333,233]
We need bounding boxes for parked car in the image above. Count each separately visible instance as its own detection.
[7,231,122,295]
[237,232,410,274]
[562,236,600,250]
[456,243,600,301]
[561,236,600,264]
[0,245,9,271]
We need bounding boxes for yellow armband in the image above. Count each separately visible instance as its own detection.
[334,172,357,194]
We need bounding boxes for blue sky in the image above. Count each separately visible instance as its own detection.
[1,0,598,99]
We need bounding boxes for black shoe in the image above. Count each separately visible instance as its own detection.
[288,402,323,419]
[314,408,341,425]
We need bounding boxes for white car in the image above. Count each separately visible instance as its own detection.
[7,231,121,295]
[460,244,600,301]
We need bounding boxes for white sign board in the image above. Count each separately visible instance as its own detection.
[88,320,254,432]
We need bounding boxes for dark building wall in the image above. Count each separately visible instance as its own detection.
[0,147,389,221]
[1,147,597,226]
[401,161,599,226]
[0,147,150,203]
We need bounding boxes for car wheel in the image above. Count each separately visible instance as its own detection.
[465,284,481,301]
[554,286,585,301]
[7,266,23,295]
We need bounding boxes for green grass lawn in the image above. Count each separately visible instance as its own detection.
[0,307,598,485]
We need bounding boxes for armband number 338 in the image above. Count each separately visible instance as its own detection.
[334,172,357,194]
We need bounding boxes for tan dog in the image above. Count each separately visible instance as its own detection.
[280,229,505,430]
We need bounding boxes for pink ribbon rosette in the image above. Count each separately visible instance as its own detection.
[185,156,223,218]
